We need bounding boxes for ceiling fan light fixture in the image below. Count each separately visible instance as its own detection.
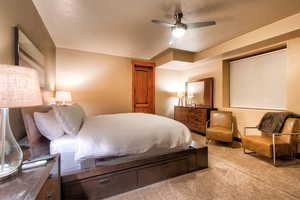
[172,26,186,38]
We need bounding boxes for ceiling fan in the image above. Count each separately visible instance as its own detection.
[151,10,216,39]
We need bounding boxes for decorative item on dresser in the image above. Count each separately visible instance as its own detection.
[174,77,215,134]
[177,91,185,106]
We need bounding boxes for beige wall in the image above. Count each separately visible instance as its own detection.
[56,48,132,116]
[56,48,183,117]
[184,60,223,108]
[287,37,300,114]
[155,69,186,118]
[0,0,56,140]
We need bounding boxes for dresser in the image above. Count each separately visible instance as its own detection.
[174,106,214,134]
[0,154,61,200]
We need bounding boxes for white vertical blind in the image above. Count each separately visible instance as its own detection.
[230,49,287,109]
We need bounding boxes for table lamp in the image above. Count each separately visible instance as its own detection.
[55,91,72,105]
[0,65,42,182]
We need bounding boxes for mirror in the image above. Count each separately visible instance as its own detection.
[187,81,205,105]
[185,78,213,108]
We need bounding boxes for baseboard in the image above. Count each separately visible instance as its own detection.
[193,131,206,136]
[194,132,241,143]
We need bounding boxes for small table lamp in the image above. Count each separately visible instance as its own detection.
[55,91,72,105]
[0,65,42,182]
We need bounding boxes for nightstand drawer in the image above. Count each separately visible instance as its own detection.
[37,176,60,200]
[37,155,61,200]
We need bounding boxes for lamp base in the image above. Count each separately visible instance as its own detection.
[0,165,20,182]
[0,108,23,183]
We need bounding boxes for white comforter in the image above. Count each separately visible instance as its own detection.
[75,113,191,161]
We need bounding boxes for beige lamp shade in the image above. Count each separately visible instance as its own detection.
[0,65,42,108]
[55,91,72,102]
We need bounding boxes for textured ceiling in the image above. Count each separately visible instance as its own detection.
[33,0,300,59]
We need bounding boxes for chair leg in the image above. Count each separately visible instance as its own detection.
[272,134,277,167]
[243,146,246,154]
[205,138,210,145]
[242,146,254,154]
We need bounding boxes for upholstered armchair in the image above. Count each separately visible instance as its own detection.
[242,118,299,166]
[206,111,234,146]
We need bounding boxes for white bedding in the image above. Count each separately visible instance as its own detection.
[50,134,77,154]
[50,135,80,171]
[75,113,192,161]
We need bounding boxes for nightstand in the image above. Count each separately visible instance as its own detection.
[0,154,61,200]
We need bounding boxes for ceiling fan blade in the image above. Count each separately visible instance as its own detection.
[151,20,175,27]
[186,21,216,29]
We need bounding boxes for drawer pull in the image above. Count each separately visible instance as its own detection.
[98,178,110,184]
[47,192,52,200]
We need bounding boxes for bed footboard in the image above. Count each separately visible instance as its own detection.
[62,144,208,200]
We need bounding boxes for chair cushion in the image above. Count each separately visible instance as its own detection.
[242,135,291,158]
[206,127,233,142]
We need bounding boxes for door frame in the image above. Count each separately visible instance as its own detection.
[132,60,156,113]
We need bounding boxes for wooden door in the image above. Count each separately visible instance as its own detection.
[132,61,155,113]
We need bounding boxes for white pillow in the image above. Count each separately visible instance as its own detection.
[34,110,65,140]
[73,103,87,119]
[52,104,85,136]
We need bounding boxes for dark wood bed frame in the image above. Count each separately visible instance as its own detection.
[21,106,208,199]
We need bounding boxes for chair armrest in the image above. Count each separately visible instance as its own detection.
[206,120,210,129]
[243,126,258,136]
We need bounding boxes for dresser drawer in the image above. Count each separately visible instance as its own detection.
[174,106,211,134]
[174,107,188,123]
[138,158,189,186]
[63,171,137,200]
[189,124,206,133]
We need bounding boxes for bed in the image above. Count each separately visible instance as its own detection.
[21,105,208,199]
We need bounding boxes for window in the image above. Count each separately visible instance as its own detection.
[229,49,287,110]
